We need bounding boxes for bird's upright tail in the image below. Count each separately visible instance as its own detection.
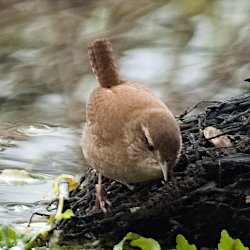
[88,38,120,88]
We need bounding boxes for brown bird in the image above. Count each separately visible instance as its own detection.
[82,38,182,212]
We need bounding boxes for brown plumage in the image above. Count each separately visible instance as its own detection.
[82,38,182,184]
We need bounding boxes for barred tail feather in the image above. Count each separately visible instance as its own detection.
[88,38,120,88]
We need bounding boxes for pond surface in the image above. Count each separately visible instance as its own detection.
[0,0,249,241]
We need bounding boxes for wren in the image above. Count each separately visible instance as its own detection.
[82,38,182,185]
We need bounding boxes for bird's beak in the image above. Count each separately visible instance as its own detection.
[161,161,168,182]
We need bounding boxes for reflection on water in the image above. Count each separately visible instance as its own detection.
[0,122,84,224]
[0,189,50,224]
[0,123,84,174]
[0,0,249,226]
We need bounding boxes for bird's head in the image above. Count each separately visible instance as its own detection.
[123,109,182,182]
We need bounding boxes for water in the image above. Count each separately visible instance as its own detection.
[0,122,83,225]
[0,0,249,243]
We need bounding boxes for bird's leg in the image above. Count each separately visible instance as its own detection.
[95,173,111,213]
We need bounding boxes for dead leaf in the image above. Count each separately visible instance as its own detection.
[246,196,250,204]
[203,126,232,148]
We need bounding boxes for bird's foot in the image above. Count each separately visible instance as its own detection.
[95,173,111,214]
[119,181,136,191]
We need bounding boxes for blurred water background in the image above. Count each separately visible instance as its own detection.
[0,0,249,227]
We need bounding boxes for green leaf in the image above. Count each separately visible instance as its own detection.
[113,232,161,250]
[0,225,19,248]
[176,234,197,250]
[130,237,161,250]
[55,209,74,220]
[24,228,51,250]
[218,230,249,250]
[114,232,140,250]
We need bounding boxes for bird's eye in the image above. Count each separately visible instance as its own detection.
[144,134,155,151]
[147,144,155,151]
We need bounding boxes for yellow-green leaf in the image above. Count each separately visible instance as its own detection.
[218,230,249,250]
[113,232,140,250]
[130,237,161,250]
[47,215,55,225]
[55,209,74,220]
[176,234,197,250]
[53,174,78,194]
[113,232,161,250]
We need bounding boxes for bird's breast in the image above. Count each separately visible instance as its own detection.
[83,81,178,183]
